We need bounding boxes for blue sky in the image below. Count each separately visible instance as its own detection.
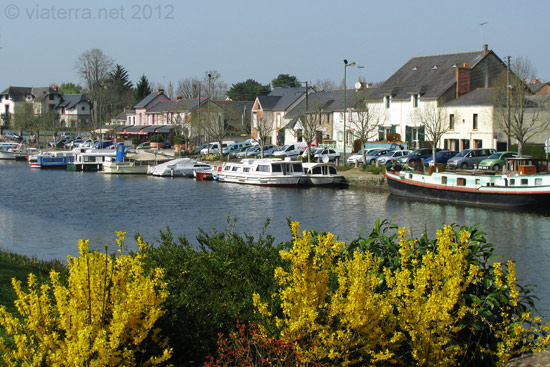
[1,0,549,91]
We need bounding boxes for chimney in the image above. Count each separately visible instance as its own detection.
[51,84,58,92]
[176,96,183,100]
[483,44,488,54]
[158,89,164,93]
[456,63,471,98]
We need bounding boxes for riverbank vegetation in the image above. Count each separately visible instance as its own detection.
[1,219,548,366]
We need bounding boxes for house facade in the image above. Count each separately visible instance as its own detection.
[251,87,311,145]
[366,45,508,149]
[0,85,90,128]
[131,89,170,125]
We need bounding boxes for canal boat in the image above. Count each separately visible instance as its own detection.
[302,162,348,187]
[67,148,117,171]
[101,143,172,174]
[36,151,75,168]
[148,158,213,177]
[385,157,550,208]
[216,158,308,187]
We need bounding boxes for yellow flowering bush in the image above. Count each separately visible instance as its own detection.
[0,232,172,367]
[253,221,550,367]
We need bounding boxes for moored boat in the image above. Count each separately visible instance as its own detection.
[36,151,75,168]
[302,162,348,187]
[68,148,117,172]
[148,158,213,177]
[385,157,550,208]
[217,158,308,187]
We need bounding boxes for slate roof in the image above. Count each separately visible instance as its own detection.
[58,94,89,109]
[134,91,168,108]
[286,88,378,118]
[145,98,206,113]
[1,86,33,102]
[32,87,61,102]
[443,88,496,107]
[257,87,308,111]
[368,51,488,101]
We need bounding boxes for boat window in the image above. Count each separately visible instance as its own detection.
[510,179,515,185]
[312,167,322,174]
[232,166,239,171]
[535,178,542,186]
[292,164,302,172]
[257,165,270,172]
[329,167,337,174]
[442,176,447,184]
[271,164,282,172]
[457,178,466,186]
[475,179,480,185]
[521,178,528,186]
[224,166,231,171]
[243,167,250,172]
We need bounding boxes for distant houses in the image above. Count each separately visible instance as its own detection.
[2,44,549,151]
[0,85,91,128]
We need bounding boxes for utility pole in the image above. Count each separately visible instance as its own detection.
[506,56,511,151]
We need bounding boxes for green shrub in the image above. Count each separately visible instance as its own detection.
[139,219,285,366]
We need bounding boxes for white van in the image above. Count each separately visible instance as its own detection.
[273,142,308,158]
[200,141,235,155]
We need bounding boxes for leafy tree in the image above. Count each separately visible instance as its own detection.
[227,79,270,101]
[140,220,284,365]
[12,103,37,136]
[135,74,152,103]
[271,74,300,88]
[253,221,550,367]
[0,233,171,367]
[59,82,83,94]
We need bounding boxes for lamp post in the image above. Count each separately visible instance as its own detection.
[343,59,356,166]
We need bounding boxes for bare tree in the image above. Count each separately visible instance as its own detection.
[255,112,276,158]
[75,48,114,130]
[314,79,337,92]
[492,57,549,155]
[410,103,455,164]
[176,78,202,98]
[349,99,384,167]
[200,102,228,159]
[203,70,228,100]
[300,99,325,162]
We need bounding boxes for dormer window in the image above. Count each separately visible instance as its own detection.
[412,94,419,108]
[385,96,391,109]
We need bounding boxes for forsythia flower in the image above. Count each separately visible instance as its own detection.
[0,233,172,367]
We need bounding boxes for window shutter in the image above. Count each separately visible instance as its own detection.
[406,126,412,144]
[419,126,425,146]
[391,125,396,133]
[378,126,384,141]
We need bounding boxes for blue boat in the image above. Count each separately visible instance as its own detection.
[36,151,75,168]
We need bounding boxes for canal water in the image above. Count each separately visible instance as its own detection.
[1,160,550,316]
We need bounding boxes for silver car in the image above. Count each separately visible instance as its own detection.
[375,150,410,166]
[446,148,496,170]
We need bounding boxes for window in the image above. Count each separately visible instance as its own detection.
[49,94,55,101]
[473,114,478,130]
[442,176,448,184]
[257,165,270,172]
[449,114,455,130]
[292,163,303,172]
[521,178,528,186]
[271,164,282,172]
[412,94,419,108]
[474,140,483,148]
[457,178,466,186]
[385,96,391,109]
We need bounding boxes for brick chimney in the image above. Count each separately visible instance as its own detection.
[483,44,489,54]
[456,63,471,98]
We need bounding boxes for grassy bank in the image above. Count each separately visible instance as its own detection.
[0,250,66,315]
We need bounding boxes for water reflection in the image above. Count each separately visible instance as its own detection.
[0,160,549,316]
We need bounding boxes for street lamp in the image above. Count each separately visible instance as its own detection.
[343,59,356,166]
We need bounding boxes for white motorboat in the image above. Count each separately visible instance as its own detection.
[101,151,171,174]
[302,162,348,187]
[148,158,213,177]
[217,158,308,187]
[68,148,117,171]
[0,144,38,160]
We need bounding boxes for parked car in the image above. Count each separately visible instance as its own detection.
[300,145,319,158]
[375,150,411,167]
[95,140,114,149]
[397,148,441,166]
[273,142,308,158]
[5,132,23,142]
[346,148,386,165]
[478,151,517,171]
[446,148,497,170]
[223,141,252,155]
[193,144,209,154]
[136,142,151,150]
[423,150,458,167]
[314,148,341,162]
[362,149,390,165]
[200,141,234,155]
